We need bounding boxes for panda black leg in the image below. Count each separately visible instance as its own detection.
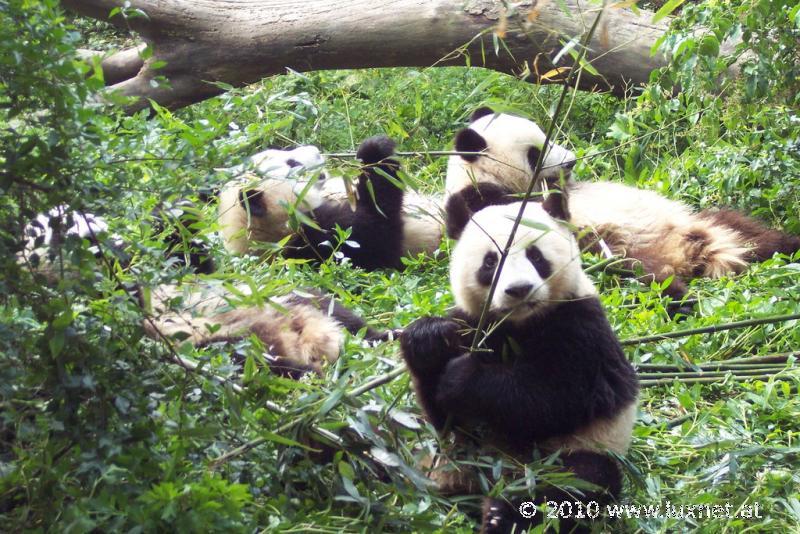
[479,452,622,534]
[267,356,319,379]
[626,252,695,318]
[660,276,694,320]
[344,135,405,270]
[481,498,520,534]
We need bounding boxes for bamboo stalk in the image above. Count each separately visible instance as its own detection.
[663,414,693,429]
[638,368,787,380]
[721,353,797,365]
[635,353,797,371]
[346,365,407,398]
[637,363,786,372]
[621,313,800,346]
[640,373,793,387]
[583,256,622,274]
[469,7,607,352]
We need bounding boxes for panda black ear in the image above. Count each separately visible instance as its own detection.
[445,183,516,240]
[541,190,570,222]
[470,107,495,122]
[239,188,267,218]
[454,128,487,162]
[540,168,572,221]
[445,194,471,240]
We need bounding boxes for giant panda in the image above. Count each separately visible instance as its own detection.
[147,282,394,378]
[446,107,800,306]
[218,138,443,265]
[21,203,216,280]
[400,189,639,533]
[19,207,132,283]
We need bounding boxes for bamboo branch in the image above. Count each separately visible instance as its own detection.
[621,313,800,346]
[638,368,788,380]
[210,365,412,468]
[640,373,794,387]
[636,352,797,372]
[662,414,693,428]
[470,4,607,352]
[346,365,408,398]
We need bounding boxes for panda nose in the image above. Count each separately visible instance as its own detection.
[505,283,533,299]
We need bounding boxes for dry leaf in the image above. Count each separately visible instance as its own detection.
[540,66,571,81]
[527,0,549,21]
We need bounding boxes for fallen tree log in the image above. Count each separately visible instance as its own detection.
[63,0,674,111]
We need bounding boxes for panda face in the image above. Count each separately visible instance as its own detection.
[450,202,593,323]
[447,112,576,195]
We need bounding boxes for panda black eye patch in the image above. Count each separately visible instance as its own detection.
[526,146,542,169]
[477,251,498,286]
[526,245,551,279]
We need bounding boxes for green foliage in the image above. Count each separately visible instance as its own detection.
[1,0,799,532]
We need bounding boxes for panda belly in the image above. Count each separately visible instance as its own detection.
[401,191,444,256]
[569,182,694,242]
[569,182,750,278]
[540,400,637,456]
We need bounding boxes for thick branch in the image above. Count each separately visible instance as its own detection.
[79,45,146,85]
[64,0,674,111]
[100,45,147,85]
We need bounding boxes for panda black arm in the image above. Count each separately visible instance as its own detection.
[435,299,639,442]
[281,199,357,263]
[342,136,405,270]
[400,316,469,430]
[282,136,404,270]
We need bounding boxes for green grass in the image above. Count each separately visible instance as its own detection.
[93,67,800,533]
[3,6,800,532]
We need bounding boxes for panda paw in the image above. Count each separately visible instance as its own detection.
[356,135,396,164]
[666,301,695,321]
[480,498,516,534]
[400,317,462,377]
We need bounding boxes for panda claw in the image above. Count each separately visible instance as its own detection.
[481,498,514,534]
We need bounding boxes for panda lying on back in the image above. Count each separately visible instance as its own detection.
[446,107,800,308]
[400,190,638,533]
[219,136,411,271]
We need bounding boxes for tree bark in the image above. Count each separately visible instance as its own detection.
[63,0,673,111]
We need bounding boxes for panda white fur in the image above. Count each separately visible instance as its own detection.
[218,138,442,266]
[224,145,327,180]
[21,202,216,279]
[146,282,392,378]
[446,107,800,305]
[218,144,331,255]
[400,193,638,533]
[18,207,130,282]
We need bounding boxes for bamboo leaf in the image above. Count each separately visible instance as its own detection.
[652,0,686,23]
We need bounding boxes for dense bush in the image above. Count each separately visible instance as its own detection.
[1,0,799,531]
